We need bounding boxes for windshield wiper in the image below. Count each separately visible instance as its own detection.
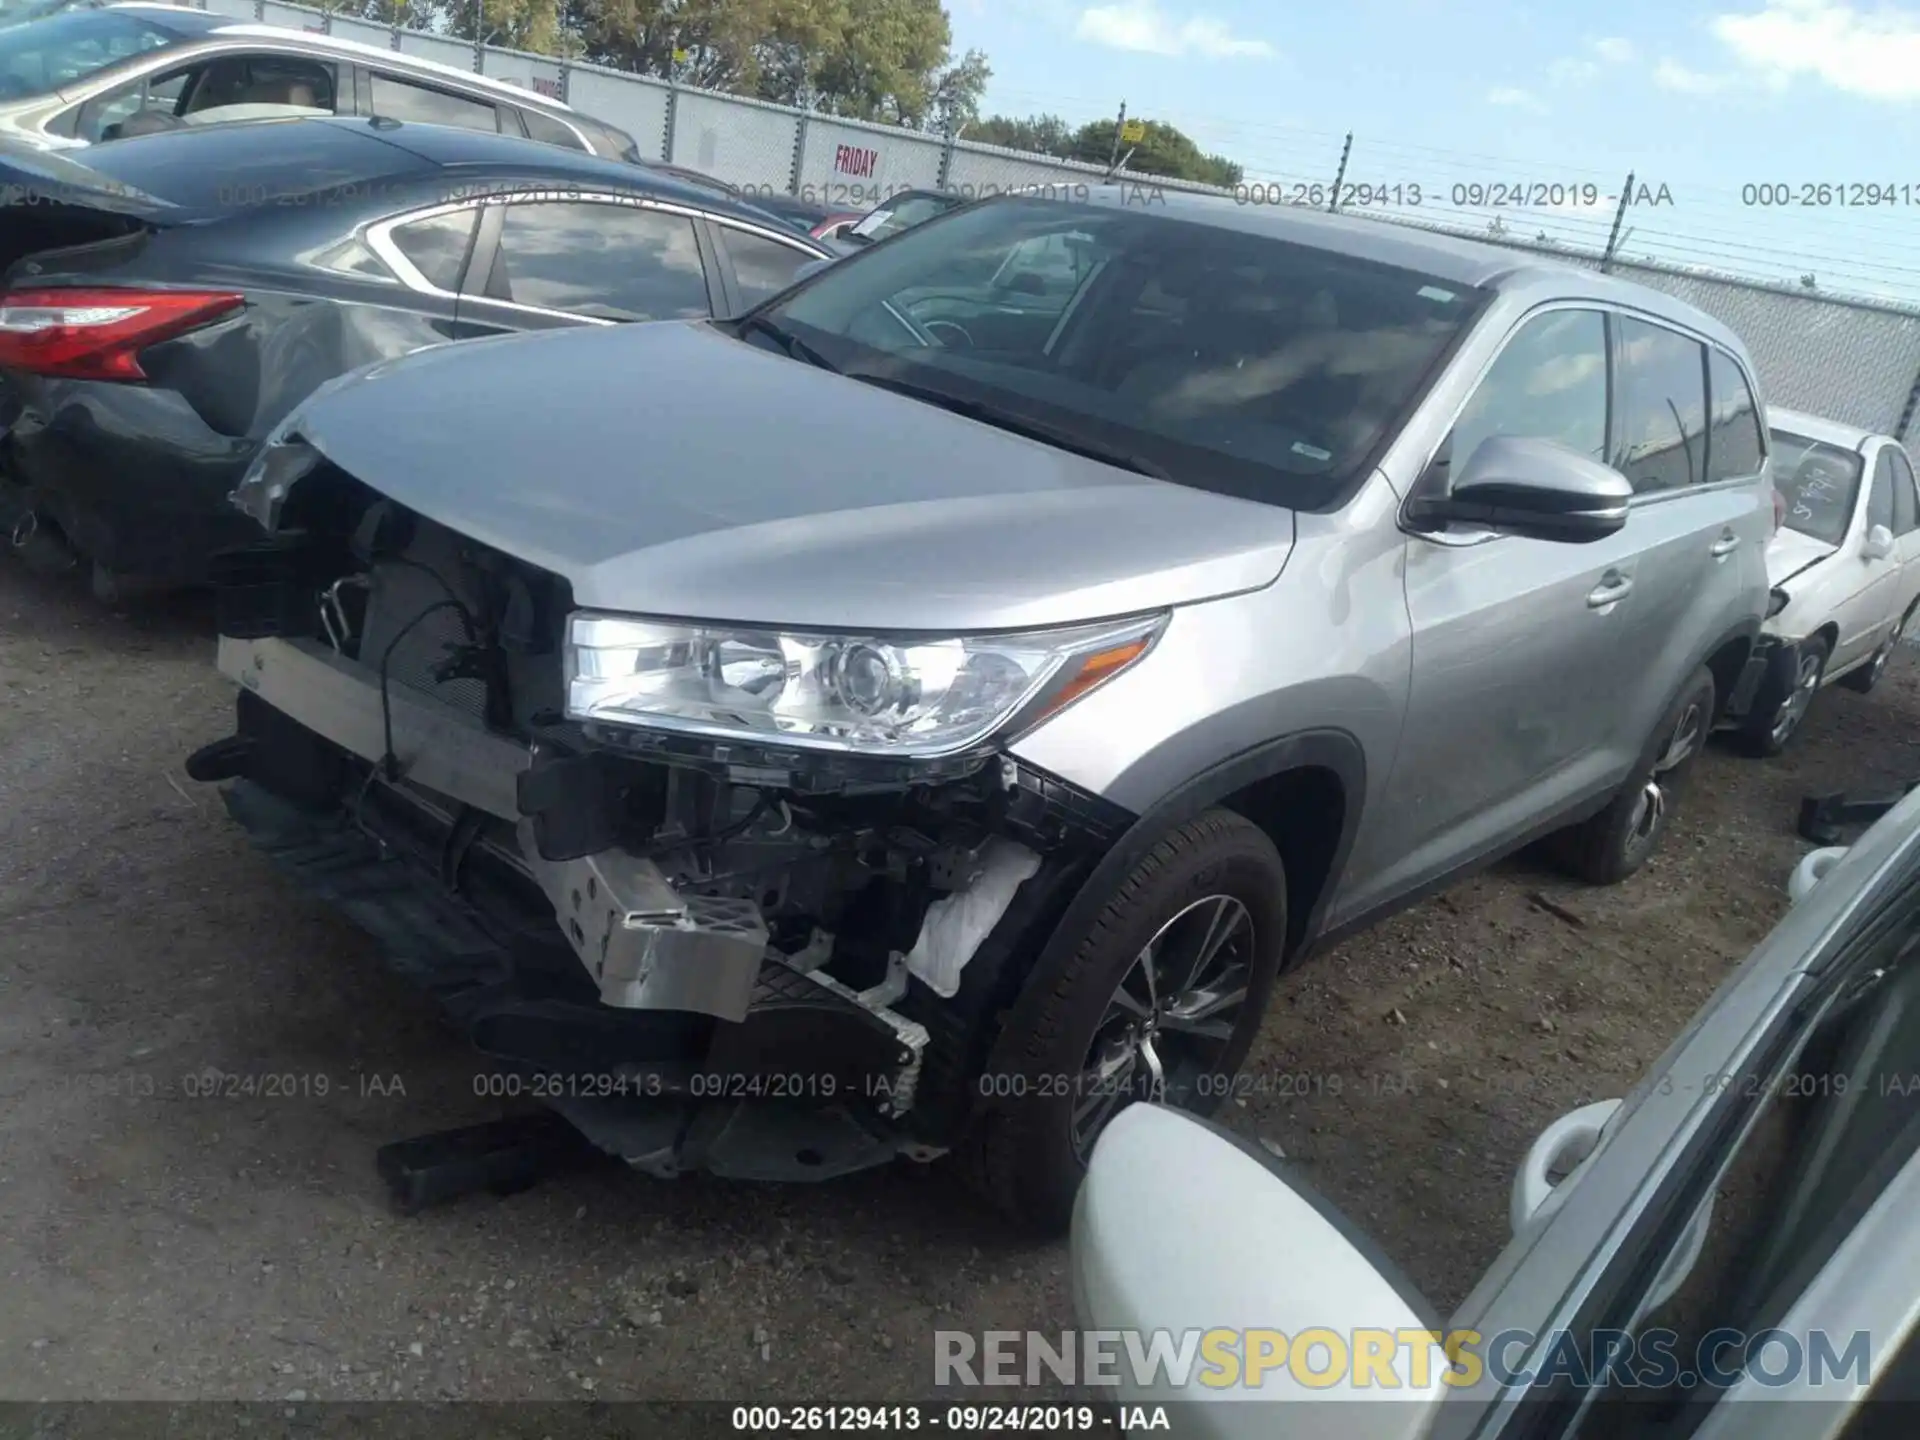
[737,314,837,372]
[846,370,1175,482]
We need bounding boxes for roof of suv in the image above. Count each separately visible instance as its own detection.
[1059,185,1749,356]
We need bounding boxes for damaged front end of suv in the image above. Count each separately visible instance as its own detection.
[190,417,1166,1207]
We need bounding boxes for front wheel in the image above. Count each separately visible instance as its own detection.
[961,809,1287,1233]
[1550,666,1716,885]
[1737,637,1828,757]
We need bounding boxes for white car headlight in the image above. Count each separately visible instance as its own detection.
[565,611,1166,758]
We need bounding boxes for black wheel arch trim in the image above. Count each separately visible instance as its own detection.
[1025,728,1365,987]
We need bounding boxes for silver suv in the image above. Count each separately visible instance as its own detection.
[190,188,1773,1232]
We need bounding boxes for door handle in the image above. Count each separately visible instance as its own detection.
[1710,530,1740,558]
[1587,572,1634,608]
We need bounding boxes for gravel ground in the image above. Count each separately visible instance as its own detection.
[4,554,1920,1408]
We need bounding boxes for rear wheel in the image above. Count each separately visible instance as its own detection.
[961,809,1287,1234]
[1551,666,1716,885]
[1737,637,1828,757]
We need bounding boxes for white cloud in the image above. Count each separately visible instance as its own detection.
[1486,86,1548,111]
[1074,0,1276,58]
[1709,0,1920,99]
[1547,34,1637,85]
[1654,58,1736,93]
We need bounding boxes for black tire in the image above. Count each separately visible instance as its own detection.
[1841,603,1914,694]
[1736,637,1829,757]
[1550,665,1716,885]
[960,808,1287,1234]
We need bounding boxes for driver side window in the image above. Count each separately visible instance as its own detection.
[1445,308,1609,483]
[1868,451,1896,534]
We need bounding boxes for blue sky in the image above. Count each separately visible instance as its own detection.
[945,0,1920,304]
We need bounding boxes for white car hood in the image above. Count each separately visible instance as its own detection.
[1765,526,1839,588]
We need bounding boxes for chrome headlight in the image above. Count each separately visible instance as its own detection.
[565,611,1167,757]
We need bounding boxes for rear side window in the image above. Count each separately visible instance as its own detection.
[1889,448,1919,536]
[715,226,819,308]
[486,201,711,321]
[389,208,478,291]
[1705,347,1765,481]
[520,108,583,150]
[1447,308,1609,473]
[367,72,499,133]
[1612,317,1709,494]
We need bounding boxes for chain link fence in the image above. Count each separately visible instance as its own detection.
[189,0,1920,448]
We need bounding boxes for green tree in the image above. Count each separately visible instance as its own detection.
[1066,116,1241,186]
[966,112,1073,154]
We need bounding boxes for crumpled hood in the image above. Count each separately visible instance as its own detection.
[287,320,1297,631]
[1765,525,1839,588]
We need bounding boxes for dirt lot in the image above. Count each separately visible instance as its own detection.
[4,553,1920,1408]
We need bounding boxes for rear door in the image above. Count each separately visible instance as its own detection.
[1834,445,1904,669]
[455,193,720,334]
[1600,319,1765,745]
[1885,445,1920,629]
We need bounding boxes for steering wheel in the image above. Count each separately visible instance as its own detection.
[921,319,976,349]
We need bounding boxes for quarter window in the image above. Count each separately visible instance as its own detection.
[520,108,584,150]
[1447,308,1609,475]
[1868,451,1896,533]
[1613,318,1709,494]
[486,201,710,322]
[1888,448,1919,536]
[367,72,499,132]
[1704,348,1765,482]
[389,208,478,291]
[715,226,819,308]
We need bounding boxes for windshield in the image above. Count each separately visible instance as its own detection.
[1770,428,1865,546]
[0,0,88,30]
[0,9,179,100]
[756,195,1488,506]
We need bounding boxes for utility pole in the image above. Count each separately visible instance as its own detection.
[1327,131,1352,212]
[1601,170,1633,273]
[1107,101,1127,172]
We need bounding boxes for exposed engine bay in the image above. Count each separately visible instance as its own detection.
[189,466,1130,1181]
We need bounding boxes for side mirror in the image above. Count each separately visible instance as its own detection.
[1070,1105,1448,1434]
[1409,435,1633,543]
[1863,523,1894,561]
[1005,270,1048,296]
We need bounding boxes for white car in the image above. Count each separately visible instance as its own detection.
[1737,408,1920,753]
[1070,784,1920,1438]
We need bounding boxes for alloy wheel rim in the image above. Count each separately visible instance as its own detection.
[1771,653,1823,743]
[1628,699,1702,849]
[1071,894,1255,1158]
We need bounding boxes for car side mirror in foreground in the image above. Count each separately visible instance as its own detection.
[1071,1105,1447,1440]
[1408,435,1634,543]
[1863,523,1895,561]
